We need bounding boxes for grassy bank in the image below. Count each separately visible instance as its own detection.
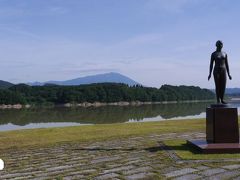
[0,118,206,150]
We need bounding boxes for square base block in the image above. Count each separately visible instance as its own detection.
[206,106,239,143]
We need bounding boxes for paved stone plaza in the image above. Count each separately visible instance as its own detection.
[1,132,240,179]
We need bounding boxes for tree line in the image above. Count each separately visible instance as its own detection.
[0,83,215,105]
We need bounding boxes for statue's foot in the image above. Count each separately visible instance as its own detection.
[221,100,228,104]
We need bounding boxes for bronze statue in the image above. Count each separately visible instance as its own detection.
[208,40,232,104]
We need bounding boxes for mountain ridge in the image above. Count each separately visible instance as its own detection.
[28,72,140,86]
[225,88,240,95]
[0,80,14,89]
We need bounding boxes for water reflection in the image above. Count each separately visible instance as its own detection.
[0,102,212,127]
[0,122,84,131]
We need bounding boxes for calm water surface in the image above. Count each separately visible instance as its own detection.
[0,101,239,131]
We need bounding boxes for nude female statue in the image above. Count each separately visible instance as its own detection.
[208,40,232,104]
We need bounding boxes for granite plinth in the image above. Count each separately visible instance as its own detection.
[206,105,239,143]
[188,104,239,153]
[187,140,240,153]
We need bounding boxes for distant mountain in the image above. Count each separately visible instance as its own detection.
[225,88,240,95]
[28,72,140,86]
[210,88,240,95]
[0,80,14,89]
[28,81,44,86]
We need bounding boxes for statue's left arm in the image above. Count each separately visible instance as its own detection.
[225,54,232,80]
[208,53,214,80]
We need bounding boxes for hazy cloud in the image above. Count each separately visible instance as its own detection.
[145,0,201,13]
[0,7,25,17]
[119,33,164,46]
[0,25,41,40]
[46,6,68,15]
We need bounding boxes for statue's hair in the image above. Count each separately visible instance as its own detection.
[216,40,223,46]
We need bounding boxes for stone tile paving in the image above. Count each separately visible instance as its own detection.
[0,132,240,179]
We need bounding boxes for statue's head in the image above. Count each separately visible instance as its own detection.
[216,40,223,49]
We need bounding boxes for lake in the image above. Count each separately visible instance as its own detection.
[0,101,240,131]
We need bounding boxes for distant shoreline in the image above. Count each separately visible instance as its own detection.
[0,100,214,109]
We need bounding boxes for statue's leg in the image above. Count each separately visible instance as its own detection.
[220,71,227,103]
[213,72,221,103]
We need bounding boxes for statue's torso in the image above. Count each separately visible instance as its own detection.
[212,51,227,73]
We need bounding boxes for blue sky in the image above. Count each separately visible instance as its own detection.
[0,0,240,88]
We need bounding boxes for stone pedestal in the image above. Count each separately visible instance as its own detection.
[188,104,240,153]
[206,106,239,143]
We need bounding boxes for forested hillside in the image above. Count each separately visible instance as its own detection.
[0,80,14,89]
[0,83,215,105]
